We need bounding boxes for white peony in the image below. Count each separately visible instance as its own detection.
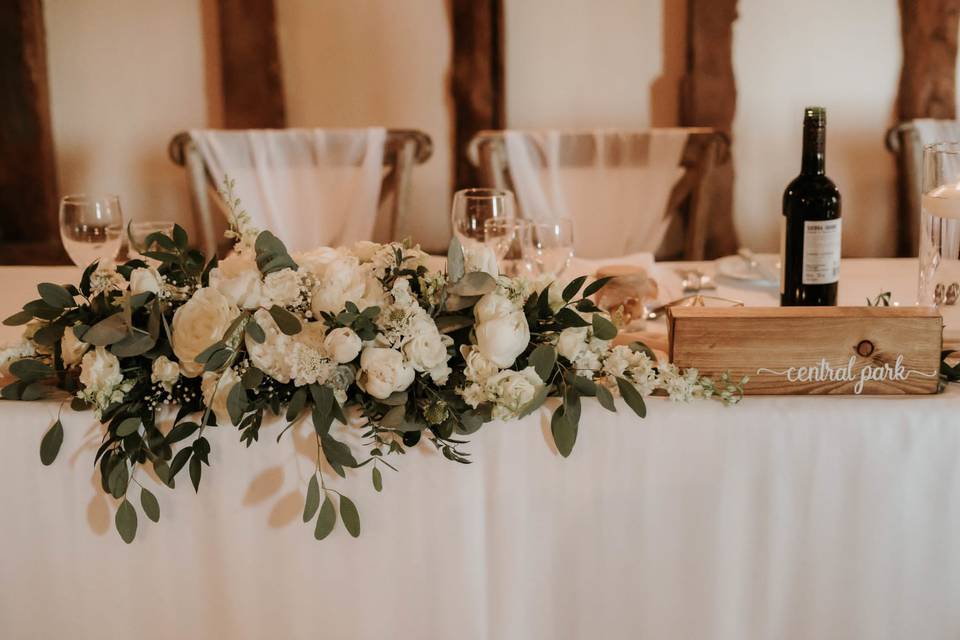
[151,355,180,391]
[79,346,123,393]
[461,345,499,383]
[245,308,295,383]
[357,347,415,399]
[556,326,589,362]
[60,326,89,367]
[473,292,530,368]
[208,253,264,309]
[129,267,162,296]
[323,327,362,364]
[310,256,367,314]
[171,287,239,377]
[293,246,342,277]
[487,366,543,420]
[402,317,452,383]
[463,244,499,278]
[262,268,301,308]
[201,367,240,425]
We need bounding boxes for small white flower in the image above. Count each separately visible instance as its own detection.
[129,267,162,296]
[556,326,589,362]
[151,355,180,391]
[658,363,702,402]
[357,347,415,399]
[461,345,499,384]
[89,265,125,297]
[324,327,362,364]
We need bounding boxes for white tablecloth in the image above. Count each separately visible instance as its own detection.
[1,260,959,640]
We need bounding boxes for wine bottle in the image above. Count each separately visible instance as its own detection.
[780,106,842,306]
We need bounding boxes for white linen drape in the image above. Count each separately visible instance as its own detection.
[190,128,387,252]
[503,129,690,258]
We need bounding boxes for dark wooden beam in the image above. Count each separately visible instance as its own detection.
[0,0,66,264]
[680,0,739,258]
[897,0,960,121]
[449,0,504,192]
[217,0,286,129]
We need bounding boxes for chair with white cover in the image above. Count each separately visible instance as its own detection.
[169,128,432,256]
[886,119,960,256]
[467,128,736,260]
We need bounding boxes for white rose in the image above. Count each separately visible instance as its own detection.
[311,256,367,314]
[129,267,162,296]
[293,246,342,277]
[60,326,89,367]
[488,366,543,419]
[172,287,239,377]
[201,368,240,425]
[461,345,499,383]
[79,346,123,393]
[358,347,415,399]
[463,244,500,278]
[324,327,362,364]
[262,268,301,308]
[208,253,264,309]
[245,308,294,383]
[473,292,530,368]
[556,326,589,362]
[151,355,180,390]
[402,317,452,381]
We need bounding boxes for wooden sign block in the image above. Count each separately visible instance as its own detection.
[667,307,942,395]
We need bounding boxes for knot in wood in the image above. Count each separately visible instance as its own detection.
[856,340,875,357]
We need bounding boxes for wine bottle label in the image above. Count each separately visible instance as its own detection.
[802,219,841,284]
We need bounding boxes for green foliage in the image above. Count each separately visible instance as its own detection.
[140,487,160,523]
[339,495,361,537]
[115,499,137,544]
[303,475,320,522]
[269,305,301,335]
[39,420,63,466]
[314,496,336,540]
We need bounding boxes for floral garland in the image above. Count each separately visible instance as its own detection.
[0,182,743,543]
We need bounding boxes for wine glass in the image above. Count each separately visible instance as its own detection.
[483,218,529,276]
[451,188,516,248]
[59,194,124,267]
[521,219,575,281]
[127,220,175,258]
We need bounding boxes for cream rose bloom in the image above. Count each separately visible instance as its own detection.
[461,345,499,383]
[323,327,362,364]
[262,268,301,308]
[129,267,162,296]
[60,326,89,367]
[293,246,342,277]
[172,287,239,377]
[488,366,543,420]
[310,256,367,314]
[245,308,295,383]
[208,253,264,309]
[201,367,240,425]
[79,346,123,393]
[402,317,452,383]
[473,292,530,368]
[358,347,415,399]
[151,355,180,391]
[556,326,589,362]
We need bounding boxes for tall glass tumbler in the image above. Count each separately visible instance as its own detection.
[451,188,516,248]
[919,143,960,331]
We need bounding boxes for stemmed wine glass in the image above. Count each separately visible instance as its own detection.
[59,194,124,266]
[483,218,529,277]
[451,188,516,247]
[520,219,575,281]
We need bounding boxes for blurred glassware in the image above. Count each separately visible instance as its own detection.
[127,220,176,257]
[919,142,960,332]
[483,218,529,276]
[59,194,124,267]
[451,188,516,246]
[520,219,574,281]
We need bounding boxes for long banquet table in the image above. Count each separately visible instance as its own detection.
[2,258,959,640]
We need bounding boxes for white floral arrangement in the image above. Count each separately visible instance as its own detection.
[1,180,743,543]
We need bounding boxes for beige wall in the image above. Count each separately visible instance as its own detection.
[40,0,915,257]
[44,0,208,235]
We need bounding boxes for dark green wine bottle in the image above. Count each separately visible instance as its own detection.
[781,106,842,306]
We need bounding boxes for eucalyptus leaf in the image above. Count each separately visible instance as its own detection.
[3,309,33,326]
[227,383,247,425]
[242,366,265,390]
[592,314,618,340]
[454,410,485,435]
[564,386,582,425]
[555,308,590,328]
[444,293,482,312]
[115,417,140,437]
[447,236,465,282]
[195,341,226,364]
[37,282,75,309]
[616,376,647,418]
[173,223,188,250]
[10,358,53,382]
[83,313,130,346]
[203,349,231,372]
[32,322,66,347]
[339,495,361,537]
[39,419,63,466]
[21,382,51,401]
[448,271,497,296]
[582,275,615,298]
[189,455,202,492]
[529,344,557,382]
[562,275,587,302]
[286,387,307,422]
[269,305,301,335]
[314,495,336,540]
[245,318,266,344]
[110,329,155,358]
[551,406,577,458]
[517,385,549,418]
[379,391,408,407]
[571,375,598,397]
[140,487,160,523]
[372,466,383,492]
[165,421,199,445]
[108,460,129,499]
[115,499,137,544]
[380,405,406,428]
[169,447,192,478]
[303,475,320,522]
[320,433,358,469]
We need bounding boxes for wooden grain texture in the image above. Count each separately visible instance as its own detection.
[217,0,286,129]
[668,307,942,395]
[449,0,504,192]
[680,0,739,260]
[897,0,960,121]
[0,0,67,265]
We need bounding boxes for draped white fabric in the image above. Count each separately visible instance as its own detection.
[503,129,691,259]
[912,119,960,147]
[2,260,960,639]
[190,128,387,252]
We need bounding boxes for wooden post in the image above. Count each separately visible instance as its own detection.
[449,0,504,192]
[216,0,286,129]
[680,0,739,259]
[0,0,66,264]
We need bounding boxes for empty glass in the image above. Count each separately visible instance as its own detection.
[127,220,175,257]
[521,219,575,281]
[59,194,124,267]
[451,188,516,247]
[919,143,960,330]
[483,218,528,276]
